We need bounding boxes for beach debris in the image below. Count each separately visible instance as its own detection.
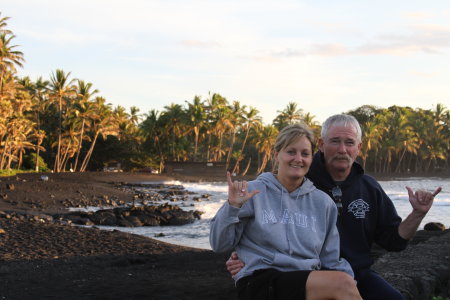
[424,222,446,231]
[6,183,14,191]
[40,175,49,181]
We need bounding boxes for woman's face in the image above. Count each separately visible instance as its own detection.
[275,135,313,181]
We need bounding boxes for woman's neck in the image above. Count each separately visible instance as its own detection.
[275,174,304,193]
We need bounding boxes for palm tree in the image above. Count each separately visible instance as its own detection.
[273,102,303,130]
[206,93,230,162]
[231,106,261,174]
[160,103,186,161]
[0,12,12,34]
[255,124,278,174]
[225,101,245,169]
[79,97,119,172]
[185,96,206,161]
[302,112,320,138]
[0,33,24,99]
[140,109,165,172]
[17,76,50,171]
[72,80,98,171]
[129,106,141,126]
[49,69,75,172]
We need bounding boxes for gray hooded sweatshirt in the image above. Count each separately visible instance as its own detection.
[210,172,354,282]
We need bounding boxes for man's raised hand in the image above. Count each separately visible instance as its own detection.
[406,186,442,216]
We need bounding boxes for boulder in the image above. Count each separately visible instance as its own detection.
[373,230,450,300]
[424,222,446,231]
[53,203,203,228]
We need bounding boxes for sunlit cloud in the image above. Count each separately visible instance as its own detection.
[181,40,221,48]
[408,71,438,78]
[401,11,435,20]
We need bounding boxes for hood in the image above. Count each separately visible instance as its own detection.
[255,172,316,198]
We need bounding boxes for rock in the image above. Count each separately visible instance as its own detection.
[53,203,203,228]
[424,222,446,231]
[89,210,117,226]
[6,183,14,190]
[0,228,5,234]
[125,216,143,227]
[137,214,161,226]
[372,230,450,300]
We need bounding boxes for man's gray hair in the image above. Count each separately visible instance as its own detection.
[321,114,362,141]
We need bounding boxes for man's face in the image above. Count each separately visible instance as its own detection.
[318,125,362,177]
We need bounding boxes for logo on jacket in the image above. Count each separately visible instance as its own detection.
[347,199,369,218]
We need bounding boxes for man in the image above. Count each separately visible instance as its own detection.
[226,114,441,299]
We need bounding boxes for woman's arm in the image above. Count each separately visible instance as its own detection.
[209,172,259,253]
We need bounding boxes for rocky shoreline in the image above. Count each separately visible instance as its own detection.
[0,172,449,299]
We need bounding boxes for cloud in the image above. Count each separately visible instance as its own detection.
[180,40,221,48]
[408,71,438,78]
[401,11,435,20]
[358,24,450,55]
[250,22,450,61]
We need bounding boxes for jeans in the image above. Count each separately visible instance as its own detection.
[355,268,404,300]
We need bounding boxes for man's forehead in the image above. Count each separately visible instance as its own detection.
[326,125,359,139]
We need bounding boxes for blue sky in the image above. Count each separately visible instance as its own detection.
[2,0,450,123]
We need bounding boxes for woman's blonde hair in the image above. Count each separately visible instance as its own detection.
[272,123,315,173]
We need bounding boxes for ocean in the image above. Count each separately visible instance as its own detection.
[95,177,450,250]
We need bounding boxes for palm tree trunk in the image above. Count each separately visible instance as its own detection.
[206,135,211,162]
[225,131,236,169]
[241,157,252,176]
[232,127,250,174]
[73,119,85,171]
[395,148,407,173]
[193,127,199,161]
[80,131,99,172]
[54,95,63,172]
[59,141,72,172]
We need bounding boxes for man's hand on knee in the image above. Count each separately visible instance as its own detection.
[226,251,245,277]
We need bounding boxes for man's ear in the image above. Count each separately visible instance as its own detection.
[318,138,324,152]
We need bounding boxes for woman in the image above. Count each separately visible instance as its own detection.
[209,123,361,300]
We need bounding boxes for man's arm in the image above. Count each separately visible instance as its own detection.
[226,251,245,278]
[398,186,442,240]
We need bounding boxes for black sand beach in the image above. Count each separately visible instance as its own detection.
[0,172,236,300]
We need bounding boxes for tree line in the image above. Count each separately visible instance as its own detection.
[1,12,449,175]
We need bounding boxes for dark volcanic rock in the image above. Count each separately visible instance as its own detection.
[424,222,446,231]
[59,203,203,227]
[373,230,450,300]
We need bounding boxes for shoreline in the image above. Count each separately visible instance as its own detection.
[0,171,238,299]
[0,171,448,299]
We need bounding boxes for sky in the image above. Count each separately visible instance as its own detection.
[2,0,450,124]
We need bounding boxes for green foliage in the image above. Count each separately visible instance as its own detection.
[431,296,450,300]
[128,155,160,171]
[0,169,35,177]
[22,153,49,172]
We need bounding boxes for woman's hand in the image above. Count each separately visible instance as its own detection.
[227,171,259,208]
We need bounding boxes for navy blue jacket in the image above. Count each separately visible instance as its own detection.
[307,152,408,271]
